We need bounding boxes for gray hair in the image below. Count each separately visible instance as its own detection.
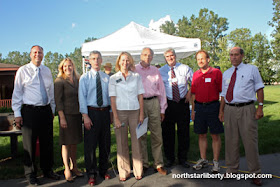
[89,50,102,58]
[164,48,176,56]
[141,47,154,56]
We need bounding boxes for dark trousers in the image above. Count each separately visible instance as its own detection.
[161,99,190,162]
[21,104,54,179]
[84,109,111,178]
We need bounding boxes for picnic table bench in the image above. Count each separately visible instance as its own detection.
[0,113,22,158]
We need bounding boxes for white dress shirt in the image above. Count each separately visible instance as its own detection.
[109,71,145,110]
[159,62,193,100]
[221,62,264,103]
[12,62,55,117]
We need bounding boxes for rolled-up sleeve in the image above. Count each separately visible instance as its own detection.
[137,75,145,95]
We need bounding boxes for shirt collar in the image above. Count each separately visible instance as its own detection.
[29,61,42,71]
[138,62,151,70]
[198,66,213,74]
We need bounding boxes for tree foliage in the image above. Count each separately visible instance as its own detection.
[227,28,254,64]
[44,51,64,80]
[2,51,30,66]
[160,21,176,35]
[175,8,228,61]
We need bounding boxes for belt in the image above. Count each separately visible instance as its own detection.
[88,106,110,111]
[143,96,157,100]
[225,101,254,107]
[23,104,50,110]
[195,100,219,106]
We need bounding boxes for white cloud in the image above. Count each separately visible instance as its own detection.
[72,23,76,29]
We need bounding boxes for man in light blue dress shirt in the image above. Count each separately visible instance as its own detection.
[79,51,112,185]
[219,47,264,186]
[159,48,193,168]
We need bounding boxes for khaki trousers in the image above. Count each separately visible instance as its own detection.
[140,98,164,169]
[224,103,261,174]
[115,110,143,178]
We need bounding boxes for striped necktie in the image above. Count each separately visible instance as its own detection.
[96,72,103,106]
[226,67,237,102]
[171,67,180,103]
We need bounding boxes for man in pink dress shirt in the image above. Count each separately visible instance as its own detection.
[135,47,168,175]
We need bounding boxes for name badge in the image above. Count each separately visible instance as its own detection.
[205,78,211,83]
[171,78,177,83]
[116,78,122,83]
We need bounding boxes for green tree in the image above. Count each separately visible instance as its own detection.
[3,51,30,65]
[175,8,228,62]
[65,47,83,75]
[0,53,3,63]
[44,51,64,80]
[84,37,97,43]
[269,0,280,61]
[160,21,177,35]
[227,28,254,64]
[215,37,231,72]
[252,33,274,84]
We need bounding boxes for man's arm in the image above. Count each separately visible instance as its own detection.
[219,96,225,122]
[12,68,24,129]
[191,94,195,121]
[255,88,264,120]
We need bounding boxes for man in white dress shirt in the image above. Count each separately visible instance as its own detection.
[159,48,193,168]
[219,47,264,186]
[12,45,59,186]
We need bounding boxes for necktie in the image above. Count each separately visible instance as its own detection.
[96,72,103,106]
[38,68,48,105]
[226,67,237,102]
[171,67,180,103]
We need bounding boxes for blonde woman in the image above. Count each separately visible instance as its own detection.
[54,58,83,182]
[109,52,145,181]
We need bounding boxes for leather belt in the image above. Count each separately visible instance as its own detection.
[23,104,50,110]
[88,106,110,111]
[195,100,219,106]
[143,96,157,100]
[225,101,254,107]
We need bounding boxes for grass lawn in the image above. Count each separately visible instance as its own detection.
[0,85,279,179]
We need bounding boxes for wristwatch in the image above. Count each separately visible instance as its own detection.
[258,102,264,106]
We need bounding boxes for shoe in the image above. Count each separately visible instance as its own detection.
[252,178,262,186]
[211,160,220,173]
[156,167,167,175]
[179,161,190,168]
[64,170,74,183]
[165,160,174,167]
[88,177,95,186]
[119,177,126,182]
[29,177,41,186]
[44,170,60,180]
[71,169,84,177]
[101,173,110,180]
[143,166,149,173]
[135,176,142,180]
[193,158,208,170]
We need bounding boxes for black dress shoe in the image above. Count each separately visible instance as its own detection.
[165,160,174,167]
[179,161,190,168]
[44,170,60,180]
[29,177,41,186]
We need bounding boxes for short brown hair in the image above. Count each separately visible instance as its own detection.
[195,50,210,59]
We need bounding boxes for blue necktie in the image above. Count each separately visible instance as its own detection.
[38,68,48,105]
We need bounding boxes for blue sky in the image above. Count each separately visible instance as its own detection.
[0,0,274,57]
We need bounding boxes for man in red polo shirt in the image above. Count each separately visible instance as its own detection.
[191,50,224,173]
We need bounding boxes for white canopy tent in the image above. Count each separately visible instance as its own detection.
[81,21,201,72]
